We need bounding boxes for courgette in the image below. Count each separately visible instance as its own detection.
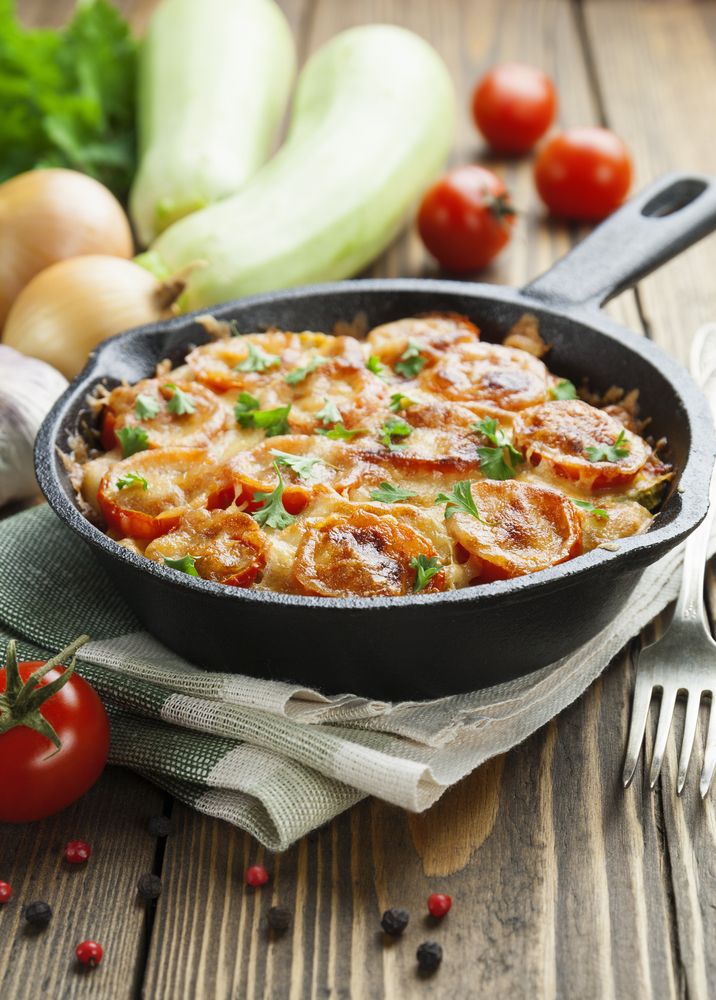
[150,25,455,310]
[129,0,295,246]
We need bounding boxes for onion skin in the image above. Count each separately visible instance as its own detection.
[2,256,171,380]
[0,169,134,328]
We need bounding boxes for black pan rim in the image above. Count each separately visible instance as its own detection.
[35,276,715,613]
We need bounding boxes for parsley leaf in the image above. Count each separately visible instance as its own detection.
[573,499,610,520]
[436,481,483,520]
[473,417,523,480]
[389,392,415,412]
[234,392,260,424]
[165,383,196,415]
[135,394,160,420]
[236,341,281,373]
[116,426,149,458]
[251,464,297,530]
[379,416,412,449]
[410,554,443,593]
[234,395,291,437]
[270,450,324,479]
[585,429,630,463]
[366,355,387,379]
[316,398,342,426]
[394,340,426,378]
[550,379,578,401]
[369,481,418,503]
[115,471,148,491]
[317,423,365,440]
[164,554,200,577]
[285,356,323,385]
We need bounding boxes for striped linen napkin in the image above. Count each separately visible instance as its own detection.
[0,504,708,850]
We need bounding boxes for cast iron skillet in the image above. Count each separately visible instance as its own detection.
[35,174,716,700]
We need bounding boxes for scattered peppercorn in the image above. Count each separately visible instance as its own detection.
[64,840,92,865]
[245,864,270,887]
[76,940,103,969]
[137,873,162,901]
[147,815,173,838]
[381,908,410,936]
[427,893,452,918]
[23,901,52,928]
[0,882,11,903]
[267,906,291,932]
[416,940,443,973]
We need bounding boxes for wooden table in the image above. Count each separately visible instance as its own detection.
[3,1,716,997]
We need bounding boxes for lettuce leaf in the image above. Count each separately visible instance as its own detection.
[0,0,136,199]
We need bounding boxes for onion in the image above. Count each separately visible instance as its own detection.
[0,169,134,327]
[2,256,183,380]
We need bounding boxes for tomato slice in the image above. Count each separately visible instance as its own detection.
[98,448,233,540]
[293,509,445,597]
[366,312,480,367]
[145,509,267,587]
[419,341,549,416]
[102,378,227,450]
[445,479,582,581]
[512,400,650,488]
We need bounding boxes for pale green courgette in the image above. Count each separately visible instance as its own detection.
[130,0,295,246]
[150,25,455,310]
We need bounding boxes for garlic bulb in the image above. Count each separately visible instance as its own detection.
[0,345,68,505]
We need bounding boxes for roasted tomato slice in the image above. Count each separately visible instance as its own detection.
[145,509,267,587]
[98,449,233,540]
[101,378,227,450]
[366,312,480,369]
[293,509,445,598]
[445,479,582,581]
[419,341,549,416]
[512,399,650,489]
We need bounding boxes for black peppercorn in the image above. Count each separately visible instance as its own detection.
[267,906,291,932]
[147,815,172,838]
[381,908,410,936]
[416,941,443,973]
[23,900,52,928]
[137,873,162,900]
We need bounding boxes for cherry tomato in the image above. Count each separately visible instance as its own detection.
[418,166,516,272]
[472,63,556,154]
[534,127,633,221]
[0,645,110,823]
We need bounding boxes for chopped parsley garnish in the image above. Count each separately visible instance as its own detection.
[115,471,148,491]
[585,430,630,463]
[135,394,160,420]
[394,340,426,378]
[573,499,610,520]
[550,379,578,401]
[234,392,260,423]
[473,417,524,481]
[165,383,196,415]
[284,356,323,385]
[251,464,297,530]
[270,450,324,479]
[370,481,418,503]
[389,392,415,412]
[436,480,483,521]
[236,342,281,373]
[117,426,149,458]
[163,554,200,577]
[366,355,387,379]
[234,394,291,437]
[316,398,342,425]
[317,423,365,440]
[379,416,412,449]
[410,554,443,593]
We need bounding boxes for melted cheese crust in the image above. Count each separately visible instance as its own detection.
[80,314,671,598]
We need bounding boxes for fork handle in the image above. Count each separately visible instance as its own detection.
[673,468,716,631]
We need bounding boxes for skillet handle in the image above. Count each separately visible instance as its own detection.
[522,172,716,310]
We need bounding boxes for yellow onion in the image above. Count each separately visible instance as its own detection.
[2,256,183,379]
[0,168,134,327]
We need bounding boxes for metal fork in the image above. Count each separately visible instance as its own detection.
[623,323,716,796]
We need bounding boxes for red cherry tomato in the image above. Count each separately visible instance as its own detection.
[472,63,556,154]
[417,166,515,272]
[0,647,110,823]
[534,127,633,221]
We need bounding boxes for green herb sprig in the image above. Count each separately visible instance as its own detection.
[115,471,148,491]
[117,426,149,458]
[135,395,160,420]
[573,499,610,520]
[550,379,578,401]
[436,480,483,521]
[236,342,280,373]
[410,554,443,593]
[370,482,417,503]
[165,383,196,415]
[252,464,297,530]
[473,417,523,480]
[394,340,426,379]
[585,430,630,463]
[164,554,199,577]
[379,416,412,449]
[270,450,324,479]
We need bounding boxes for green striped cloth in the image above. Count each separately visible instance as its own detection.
[0,505,703,850]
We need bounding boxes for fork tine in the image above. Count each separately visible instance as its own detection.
[677,690,702,795]
[649,686,678,789]
[623,669,654,788]
[700,696,716,798]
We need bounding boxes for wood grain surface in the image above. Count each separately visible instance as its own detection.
[2,1,716,998]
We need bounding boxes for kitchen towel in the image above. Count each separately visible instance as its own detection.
[0,504,708,851]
